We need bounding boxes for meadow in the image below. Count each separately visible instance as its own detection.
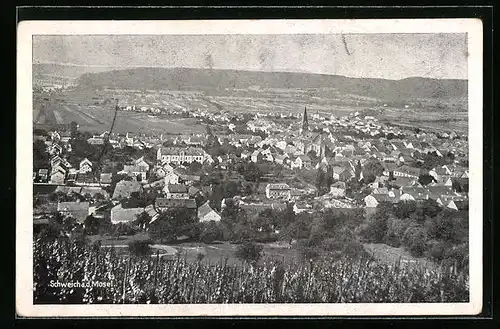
[34,100,205,135]
[34,238,469,304]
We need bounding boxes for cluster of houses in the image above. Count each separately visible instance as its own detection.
[34,104,469,235]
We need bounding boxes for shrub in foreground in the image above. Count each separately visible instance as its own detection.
[34,239,469,304]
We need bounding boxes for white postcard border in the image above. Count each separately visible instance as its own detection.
[17,18,483,317]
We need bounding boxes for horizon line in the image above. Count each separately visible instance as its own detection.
[33,61,468,81]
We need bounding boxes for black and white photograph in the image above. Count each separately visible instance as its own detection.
[16,19,483,316]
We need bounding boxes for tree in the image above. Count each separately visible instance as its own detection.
[315,169,327,196]
[418,174,435,186]
[402,224,427,257]
[426,210,460,242]
[112,222,138,236]
[188,161,202,173]
[128,240,151,257]
[307,150,317,161]
[239,162,263,182]
[363,160,384,179]
[234,242,263,265]
[135,211,152,231]
[360,206,389,243]
[149,208,197,243]
[199,221,223,243]
[393,201,417,220]
[420,199,441,218]
[452,179,466,193]
[33,140,50,171]
[94,193,105,202]
[70,121,79,138]
[83,215,100,235]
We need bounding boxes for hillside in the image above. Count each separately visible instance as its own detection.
[33,63,117,79]
[74,67,467,102]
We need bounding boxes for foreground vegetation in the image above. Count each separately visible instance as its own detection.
[34,238,468,304]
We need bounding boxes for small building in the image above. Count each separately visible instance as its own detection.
[329,181,346,197]
[163,184,189,199]
[133,156,150,171]
[293,202,313,214]
[197,201,221,222]
[119,165,148,182]
[155,197,197,211]
[164,171,180,185]
[50,167,66,185]
[393,165,421,179]
[364,194,400,208]
[291,155,312,169]
[79,158,93,174]
[38,168,49,182]
[265,183,291,199]
[100,173,113,186]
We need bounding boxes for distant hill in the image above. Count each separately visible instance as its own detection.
[33,63,117,79]
[74,67,467,101]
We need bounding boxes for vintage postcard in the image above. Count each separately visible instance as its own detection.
[17,19,483,317]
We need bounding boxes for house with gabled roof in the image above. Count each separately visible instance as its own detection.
[163,184,189,199]
[100,173,112,186]
[198,201,221,222]
[265,183,291,199]
[50,167,66,185]
[364,193,400,208]
[48,143,63,156]
[290,155,312,170]
[112,179,142,199]
[133,156,150,171]
[400,186,430,201]
[119,165,148,182]
[79,158,93,174]
[329,181,346,197]
[155,197,197,211]
[393,165,421,179]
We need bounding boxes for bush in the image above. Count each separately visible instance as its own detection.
[320,238,345,252]
[199,221,223,244]
[402,224,428,257]
[342,241,371,260]
[360,215,388,243]
[426,210,460,242]
[112,223,137,236]
[234,242,263,265]
[384,218,409,248]
[428,241,447,261]
[443,244,469,271]
[393,201,417,219]
[299,247,320,263]
[128,240,152,257]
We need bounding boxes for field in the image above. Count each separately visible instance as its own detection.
[88,233,300,267]
[33,86,468,134]
[34,238,469,304]
[33,100,205,135]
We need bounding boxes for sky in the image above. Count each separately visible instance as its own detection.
[33,34,468,80]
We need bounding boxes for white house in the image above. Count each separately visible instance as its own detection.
[79,158,93,174]
[163,184,189,199]
[198,201,222,222]
[164,171,180,185]
[157,147,207,164]
[265,183,291,199]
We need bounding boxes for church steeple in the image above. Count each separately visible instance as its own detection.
[300,106,309,134]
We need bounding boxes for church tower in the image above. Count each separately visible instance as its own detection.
[300,106,309,135]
